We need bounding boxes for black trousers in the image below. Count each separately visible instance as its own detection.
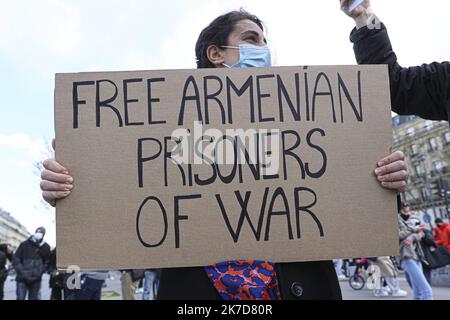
[158,260,342,300]
[0,279,5,300]
[16,280,41,300]
[50,287,63,300]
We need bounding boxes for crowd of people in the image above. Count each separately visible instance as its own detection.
[0,228,161,300]
[2,211,449,300]
[334,204,450,300]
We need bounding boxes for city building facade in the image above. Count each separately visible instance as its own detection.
[0,208,30,250]
[392,115,450,224]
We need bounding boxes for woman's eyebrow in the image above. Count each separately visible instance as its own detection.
[240,30,267,43]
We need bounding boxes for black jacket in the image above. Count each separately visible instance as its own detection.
[350,22,450,123]
[421,229,438,249]
[0,250,12,282]
[0,250,12,270]
[12,237,51,283]
[157,261,342,300]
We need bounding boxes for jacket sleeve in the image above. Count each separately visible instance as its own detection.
[350,22,450,122]
[398,219,412,241]
[0,252,6,268]
[42,246,51,273]
[12,244,24,274]
[399,229,420,242]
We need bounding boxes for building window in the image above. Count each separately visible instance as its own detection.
[424,120,433,130]
[392,117,400,127]
[444,132,450,144]
[415,165,424,176]
[421,188,428,201]
[432,160,443,172]
[429,137,438,151]
[411,144,419,155]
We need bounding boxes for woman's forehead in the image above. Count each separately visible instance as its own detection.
[230,19,266,44]
[232,19,264,36]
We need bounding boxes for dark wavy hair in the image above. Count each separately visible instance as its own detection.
[195,9,264,69]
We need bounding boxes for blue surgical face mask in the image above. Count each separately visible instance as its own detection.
[221,44,272,68]
[33,232,44,241]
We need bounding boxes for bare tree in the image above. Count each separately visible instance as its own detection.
[32,138,55,219]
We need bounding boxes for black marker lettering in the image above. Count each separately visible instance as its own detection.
[312,72,336,123]
[305,128,327,179]
[204,75,226,125]
[147,78,166,125]
[264,187,294,241]
[178,76,203,125]
[256,74,276,122]
[95,80,123,127]
[72,81,95,129]
[174,194,201,248]
[137,138,162,188]
[136,196,167,248]
[123,78,144,126]
[337,71,363,123]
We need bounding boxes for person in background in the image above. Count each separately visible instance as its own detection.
[64,270,109,300]
[142,269,161,300]
[406,213,438,285]
[398,204,433,300]
[341,0,450,124]
[333,259,346,281]
[434,218,450,251]
[39,9,408,300]
[13,227,51,300]
[121,270,143,300]
[48,248,64,300]
[371,256,407,298]
[419,225,439,285]
[0,243,13,300]
[76,271,109,300]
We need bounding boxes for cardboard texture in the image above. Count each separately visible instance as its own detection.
[54,65,398,270]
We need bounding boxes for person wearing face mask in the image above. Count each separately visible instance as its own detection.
[220,44,271,69]
[157,9,408,300]
[399,205,412,224]
[40,9,408,300]
[12,227,51,300]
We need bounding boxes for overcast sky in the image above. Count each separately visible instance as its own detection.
[1,0,449,246]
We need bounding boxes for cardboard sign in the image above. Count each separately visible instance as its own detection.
[54,65,398,270]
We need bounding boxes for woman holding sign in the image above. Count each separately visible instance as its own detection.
[41,9,408,300]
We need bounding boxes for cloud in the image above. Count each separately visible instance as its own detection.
[158,1,225,69]
[0,133,51,160]
[157,0,450,69]
[156,0,356,69]
[0,0,82,68]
